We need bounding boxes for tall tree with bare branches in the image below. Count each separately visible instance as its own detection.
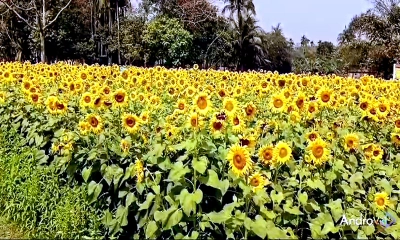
[0,0,73,62]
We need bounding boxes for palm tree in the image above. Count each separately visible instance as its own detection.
[223,0,266,70]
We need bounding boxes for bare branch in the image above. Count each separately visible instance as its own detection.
[0,0,36,29]
[44,0,72,29]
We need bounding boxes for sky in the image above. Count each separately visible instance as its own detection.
[215,0,373,44]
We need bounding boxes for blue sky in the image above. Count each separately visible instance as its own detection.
[215,0,373,44]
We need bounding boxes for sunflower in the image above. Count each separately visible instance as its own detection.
[135,160,145,183]
[295,92,307,111]
[122,113,141,134]
[55,100,67,114]
[289,111,301,123]
[391,132,400,146]
[371,144,384,162]
[244,102,257,119]
[273,142,292,164]
[29,93,41,105]
[187,112,203,130]
[86,114,103,134]
[223,97,238,116]
[120,139,131,154]
[269,93,287,113]
[305,131,320,143]
[80,92,93,108]
[374,192,390,210]
[231,114,245,133]
[140,111,150,124]
[210,119,225,138]
[92,95,104,110]
[227,144,253,177]
[248,173,269,192]
[344,133,360,152]
[176,99,187,113]
[46,96,58,114]
[193,93,212,115]
[306,138,330,166]
[113,88,128,107]
[186,86,197,98]
[78,70,89,81]
[306,102,319,119]
[258,145,275,166]
[317,87,334,106]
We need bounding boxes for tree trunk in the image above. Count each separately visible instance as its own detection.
[116,0,121,65]
[40,30,46,63]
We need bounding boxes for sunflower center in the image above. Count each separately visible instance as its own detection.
[250,178,260,187]
[373,150,380,157]
[233,117,240,126]
[279,148,288,158]
[233,154,246,170]
[90,117,99,127]
[56,102,65,110]
[309,106,316,113]
[377,198,385,206]
[347,139,354,147]
[104,88,110,94]
[213,122,223,131]
[263,150,273,160]
[395,120,400,128]
[370,108,377,115]
[31,94,39,102]
[24,83,30,89]
[190,117,198,127]
[278,80,285,87]
[197,96,208,110]
[273,99,283,108]
[321,93,330,102]
[225,102,234,111]
[246,106,254,116]
[126,118,135,127]
[115,93,125,103]
[360,102,368,110]
[296,99,304,108]
[261,82,267,88]
[84,96,91,103]
[81,73,87,80]
[379,105,387,112]
[309,133,317,141]
[178,103,185,110]
[312,146,324,158]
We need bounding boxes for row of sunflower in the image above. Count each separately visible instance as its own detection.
[0,61,399,239]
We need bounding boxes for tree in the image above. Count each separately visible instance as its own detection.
[316,41,335,58]
[263,24,293,73]
[0,0,73,62]
[341,0,400,78]
[142,16,193,67]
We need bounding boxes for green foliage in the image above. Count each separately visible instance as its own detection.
[143,16,193,67]
[0,129,102,239]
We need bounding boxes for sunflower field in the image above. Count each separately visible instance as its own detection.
[1,62,400,239]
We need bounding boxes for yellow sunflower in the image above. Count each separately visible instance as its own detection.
[248,173,269,192]
[258,145,275,166]
[223,97,238,116]
[86,114,103,134]
[306,138,330,166]
[374,192,390,210]
[226,144,253,177]
[371,144,384,162]
[231,114,245,133]
[269,93,287,113]
[122,113,141,134]
[80,92,93,108]
[344,133,360,152]
[120,139,131,154]
[273,142,292,164]
[112,88,128,108]
[193,93,212,115]
[210,119,225,138]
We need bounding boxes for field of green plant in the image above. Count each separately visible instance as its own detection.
[0,62,400,239]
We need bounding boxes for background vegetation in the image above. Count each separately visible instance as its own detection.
[1,0,400,78]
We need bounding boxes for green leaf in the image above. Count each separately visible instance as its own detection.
[82,167,92,183]
[139,193,155,211]
[145,221,158,238]
[321,222,339,235]
[126,192,136,207]
[192,156,208,174]
[298,191,308,206]
[270,190,284,204]
[205,169,229,196]
[115,205,129,227]
[284,205,303,215]
[165,209,183,230]
[307,179,326,192]
[363,225,375,236]
[327,199,343,222]
[251,215,268,239]
[179,189,203,216]
[167,162,190,182]
[206,210,231,224]
[87,181,103,204]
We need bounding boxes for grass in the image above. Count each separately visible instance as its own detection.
[0,216,27,239]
